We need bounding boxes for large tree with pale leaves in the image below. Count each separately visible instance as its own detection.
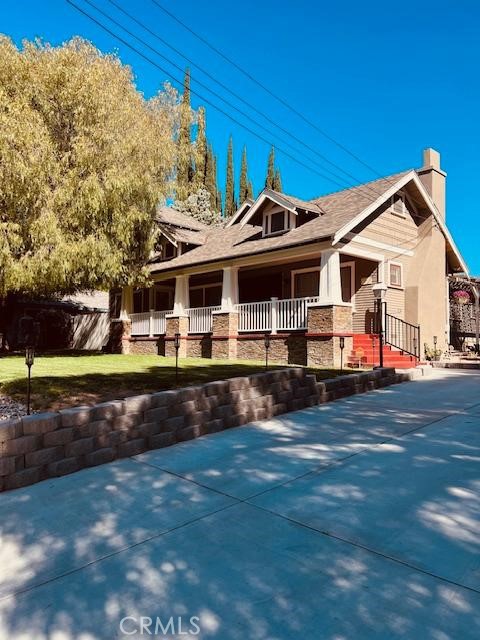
[175,188,223,227]
[0,36,180,298]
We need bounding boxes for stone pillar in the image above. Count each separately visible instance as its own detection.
[165,315,188,358]
[109,319,131,354]
[306,304,353,368]
[212,311,239,360]
[319,249,342,305]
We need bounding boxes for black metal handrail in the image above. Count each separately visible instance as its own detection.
[384,313,420,359]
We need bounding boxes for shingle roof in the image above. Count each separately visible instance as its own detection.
[155,206,209,231]
[150,171,412,274]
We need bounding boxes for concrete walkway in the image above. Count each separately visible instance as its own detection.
[0,369,479,639]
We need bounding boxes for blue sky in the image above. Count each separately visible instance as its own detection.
[2,0,479,272]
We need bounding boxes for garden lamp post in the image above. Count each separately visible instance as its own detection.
[174,332,180,386]
[25,346,35,415]
[372,283,388,369]
[264,332,271,370]
[339,336,345,372]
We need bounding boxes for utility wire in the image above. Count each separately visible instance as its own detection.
[66,0,353,191]
[71,0,387,202]
[150,0,381,178]
[105,0,381,196]
[81,0,375,195]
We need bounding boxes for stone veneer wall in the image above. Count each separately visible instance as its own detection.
[306,305,353,368]
[0,367,413,493]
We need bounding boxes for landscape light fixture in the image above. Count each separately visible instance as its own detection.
[372,283,388,369]
[339,336,345,372]
[264,332,271,370]
[25,346,35,415]
[174,332,180,386]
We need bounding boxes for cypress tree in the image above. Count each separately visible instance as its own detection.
[265,146,275,189]
[273,168,283,192]
[225,136,236,217]
[194,106,207,188]
[177,68,194,201]
[204,144,215,208]
[239,146,248,204]
[247,179,254,200]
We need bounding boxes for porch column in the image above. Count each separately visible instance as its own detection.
[220,266,239,311]
[165,275,189,358]
[212,266,239,360]
[173,274,190,315]
[319,249,342,304]
[120,286,133,319]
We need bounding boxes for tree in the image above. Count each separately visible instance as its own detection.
[265,146,275,189]
[194,106,207,189]
[205,144,221,213]
[225,136,236,217]
[273,168,283,192]
[0,36,179,298]
[176,188,223,226]
[176,68,194,201]
[239,146,254,204]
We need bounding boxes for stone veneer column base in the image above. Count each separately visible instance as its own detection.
[109,319,131,354]
[212,311,239,360]
[165,315,188,358]
[306,304,353,368]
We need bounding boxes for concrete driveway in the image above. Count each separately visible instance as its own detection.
[0,369,479,639]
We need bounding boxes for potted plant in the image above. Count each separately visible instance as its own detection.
[452,290,471,305]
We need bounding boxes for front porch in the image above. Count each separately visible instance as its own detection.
[112,248,415,367]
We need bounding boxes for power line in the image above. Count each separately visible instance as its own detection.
[80,0,377,196]
[104,0,381,195]
[66,0,353,191]
[71,0,387,203]
[150,0,381,178]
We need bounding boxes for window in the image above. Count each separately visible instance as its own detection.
[263,208,294,236]
[189,283,222,308]
[153,286,173,311]
[389,262,403,288]
[133,288,150,313]
[391,193,406,217]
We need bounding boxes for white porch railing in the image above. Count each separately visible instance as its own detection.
[186,306,221,334]
[130,310,169,336]
[236,296,320,333]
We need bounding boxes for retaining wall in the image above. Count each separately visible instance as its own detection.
[0,367,412,492]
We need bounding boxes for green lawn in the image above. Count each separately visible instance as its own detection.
[0,353,352,412]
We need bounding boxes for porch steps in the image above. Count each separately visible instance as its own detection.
[348,334,418,369]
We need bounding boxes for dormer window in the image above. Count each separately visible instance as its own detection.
[391,193,406,218]
[263,208,294,237]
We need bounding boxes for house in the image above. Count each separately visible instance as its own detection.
[110,148,468,368]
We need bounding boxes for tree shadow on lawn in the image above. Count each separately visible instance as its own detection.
[1,363,265,411]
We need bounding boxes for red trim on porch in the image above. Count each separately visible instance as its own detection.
[305,332,354,338]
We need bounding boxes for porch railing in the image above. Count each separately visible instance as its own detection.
[385,313,420,359]
[130,310,168,336]
[186,306,221,334]
[236,296,320,333]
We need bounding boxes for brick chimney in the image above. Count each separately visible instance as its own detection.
[417,148,446,221]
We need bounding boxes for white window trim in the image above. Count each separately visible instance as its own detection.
[388,261,404,289]
[390,192,407,218]
[262,207,294,237]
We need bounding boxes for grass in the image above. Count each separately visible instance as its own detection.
[0,352,354,412]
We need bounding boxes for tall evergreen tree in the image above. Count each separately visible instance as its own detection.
[194,106,207,188]
[273,168,283,192]
[239,146,254,204]
[177,68,193,201]
[265,146,275,189]
[239,146,248,204]
[225,136,236,217]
